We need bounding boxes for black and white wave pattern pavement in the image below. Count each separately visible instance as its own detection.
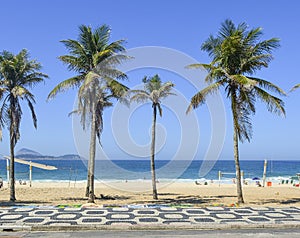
[1,206,300,227]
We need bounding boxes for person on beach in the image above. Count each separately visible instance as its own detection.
[256,181,262,187]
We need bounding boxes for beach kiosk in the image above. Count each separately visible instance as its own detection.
[4,156,57,187]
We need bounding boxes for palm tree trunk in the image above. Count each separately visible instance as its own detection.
[85,173,90,197]
[150,105,158,200]
[233,126,244,204]
[9,118,16,202]
[88,110,97,203]
[85,157,91,197]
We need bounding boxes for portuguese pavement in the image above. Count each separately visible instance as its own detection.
[1,205,300,231]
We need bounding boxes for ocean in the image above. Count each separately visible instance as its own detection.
[0,159,299,184]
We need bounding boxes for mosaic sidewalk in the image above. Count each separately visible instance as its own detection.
[1,206,300,230]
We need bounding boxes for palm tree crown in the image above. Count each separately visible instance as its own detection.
[48,24,129,100]
[131,74,175,112]
[0,49,48,142]
[187,19,285,142]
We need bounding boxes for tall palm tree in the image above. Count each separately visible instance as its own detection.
[48,24,129,202]
[186,19,285,204]
[71,79,113,203]
[130,75,175,199]
[0,49,48,202]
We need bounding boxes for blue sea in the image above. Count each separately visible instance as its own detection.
[0,159,299,184]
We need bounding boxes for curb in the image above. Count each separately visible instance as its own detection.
[0,225,31,231]
[2,223,299,232]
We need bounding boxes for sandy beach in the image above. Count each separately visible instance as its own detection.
[1,180,300,207]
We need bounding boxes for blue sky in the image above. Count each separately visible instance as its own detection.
[0,0,299,160]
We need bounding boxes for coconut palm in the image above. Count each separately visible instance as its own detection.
[186,19,285,204]
[71,79,113,202]
[48,24,129,202]
[0,49,48,202]
[130,75,175,199]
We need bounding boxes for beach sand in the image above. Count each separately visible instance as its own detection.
[0,180,300,207]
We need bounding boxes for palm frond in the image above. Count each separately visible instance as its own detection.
[201,35,222,58]
[94,66,128,82]
[97,54,131,70]
[93,24,110,48]
[106,39,126,53]
[243,27,263,46]
[47,76,83,100]
[230,75,258,89]
[23,72,49,87]
[78,25,97,54]
[68,109,80,117]
[186,80,225,113]
[290,84,300,92]
[253,86,285,116]
[219,19,242,39]
[157,104,163,117]
[239,88,256,114]
[185,63,204,69]
[10,99,22,144]
[0,95,10,126]
[241,54,273,74]
[26,97,37,128]
[58,55,88,72]
[0,97,9,140]
[249,77,286,96]
[157,82,175,98]
[60,39,87,58]
[231,93,253,142]
[130,90,150,104]
[252,38,280,55]
[191,63,226,83]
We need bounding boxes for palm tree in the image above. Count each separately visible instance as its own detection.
[0,49,48,202]
[130,75,175,199]
[186,19,285,204]
[48,24,129,202]
[71,79,113,203]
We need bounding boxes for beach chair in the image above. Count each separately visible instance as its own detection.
[0,177,3,189]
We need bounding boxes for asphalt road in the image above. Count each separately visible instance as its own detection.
[1,229,300,238]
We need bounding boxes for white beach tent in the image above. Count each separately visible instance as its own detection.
[4,155,57,187]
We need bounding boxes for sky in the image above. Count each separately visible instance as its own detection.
[0,0,300,160]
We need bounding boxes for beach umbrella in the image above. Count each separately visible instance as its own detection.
[252,177,260,180]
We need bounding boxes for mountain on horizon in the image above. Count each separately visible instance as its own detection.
[17,148,42,157]
[15,148,82,160]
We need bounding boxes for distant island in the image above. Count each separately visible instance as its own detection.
[15,148,83,161]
